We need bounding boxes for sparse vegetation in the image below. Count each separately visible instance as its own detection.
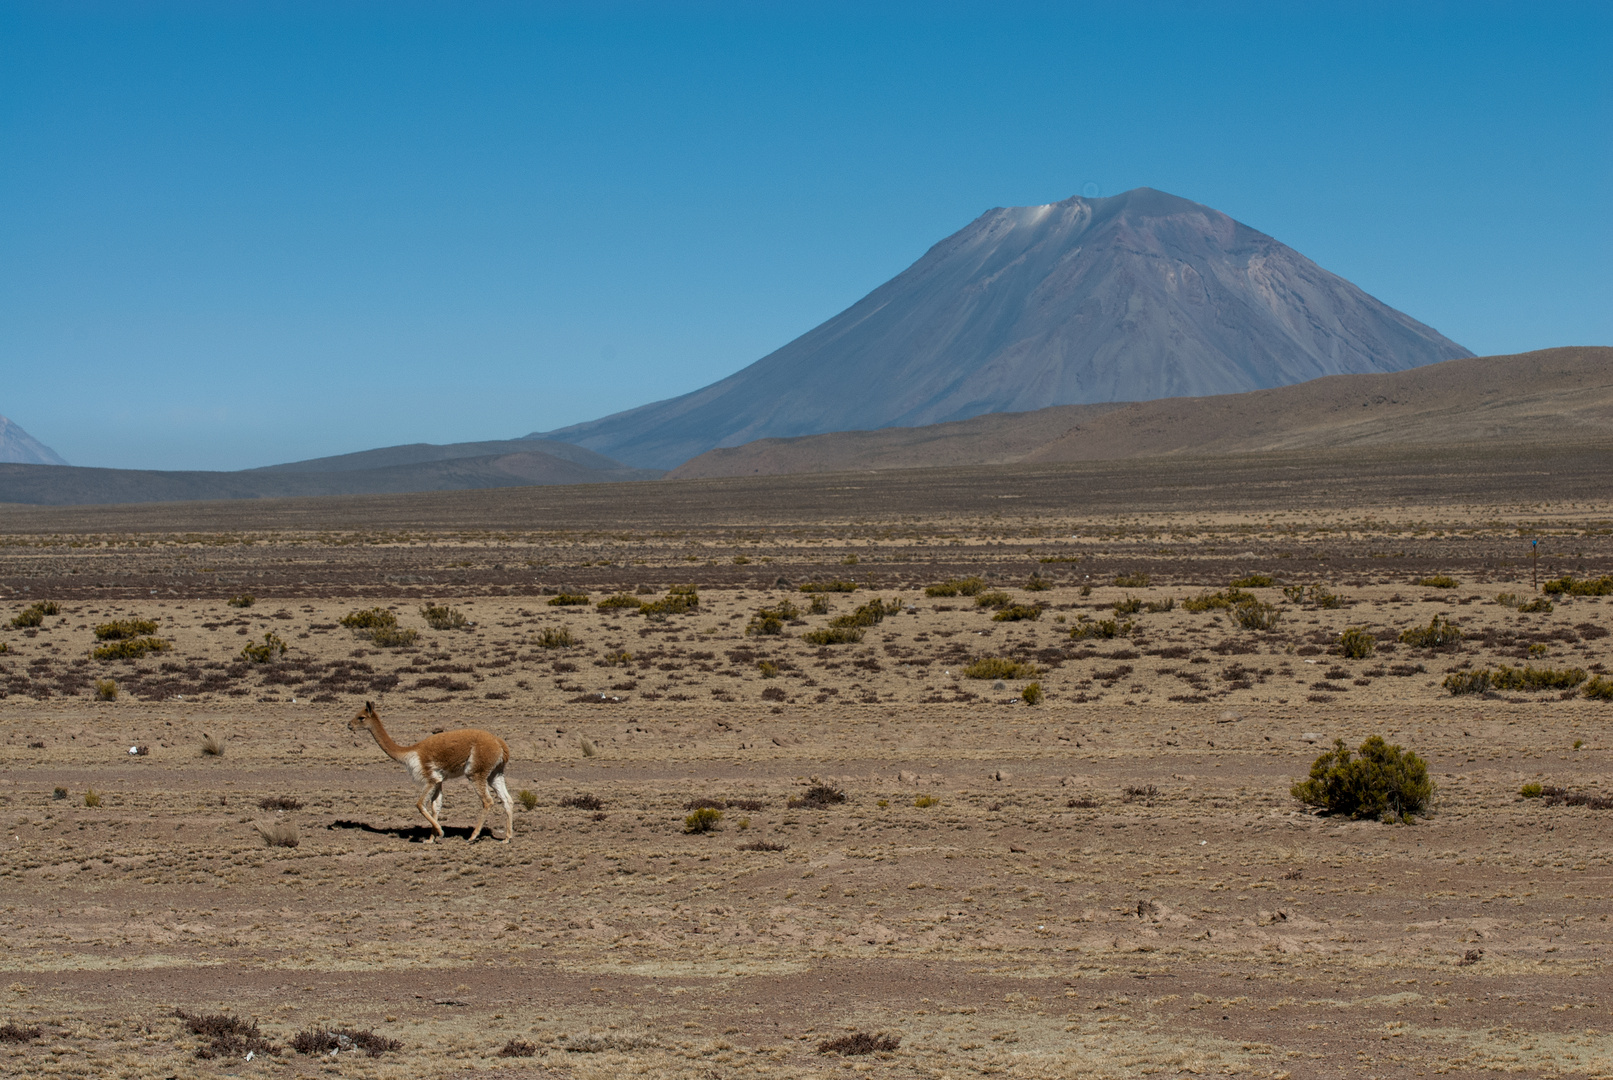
[1400,614,1463,648]
[1416,575,1459,589]
[1113,595,1142,614]
[548,593,590,606]
[640,585,699,616]
[799,580,857,593]
[961,656,1041,680]
[1069,617,1131,640]
[818,1031,900,1056]
[173,1009,279,1060]
[92,636,171,660]
[913,795,939,808]
[339,607,396,631]
[596,593,640,610]
[830,598,902,628]
[1337,627,1377,659]
[926,576,985,597]
[1231,574,1274,587]
[498,1038,539,1057]
[83,788,101,808]
[258,795,302,811]
[1022,575,1051,591]
[9,601,60,628]
[789,784,847,809]
[1519,597,1554,613]
[1122,783,1159,804]
[517,789,539,811]
[1543,574,1613,596]
[561,793,604,810]
[255,821,300,848]
[802,626,864,645]
[368,625,420,648]
[1144,597,1175,613]
[290,1027,400,1058]
[1520,782,1544,798]
[1584,676,1613,701]
[1444,665,1586,695]
[0,1022,43,1043]
[1284,583,1341,607]
[1233,599,1281,630]
[240,631,288,663]
[1183,588,1253,612]
[1290,736,1433,821]
[200,733,225,757]
[1021,682,1044,704]
[420,603,470,629]
[747,599,801,636]
[1113,572,1150,588]
[684,807,723,833]
[94,618,159,640]
[972,590,1014,609]
[95,678,117,701]
[226,594,255,608]
[536,627,577,648]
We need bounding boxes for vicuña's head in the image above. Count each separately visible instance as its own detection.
[349,700,380,733]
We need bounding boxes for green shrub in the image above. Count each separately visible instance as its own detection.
[420,603,469,630]
[1231,574,1274,588]
[1416,575,1459,589]
[1022,576,1051,592]
[1491,665,1587,691]
[961,656,1041,680]
[758,661,779,678]
[1284,584,1341,607]
[800,580,857,593]
[240,632,288,663]
[1400,614,1463,648]
[807,593,832,614]
[340,607,397,631]
[684,807,723,833]
[1070,618,1132,640]
[226,594,255,608]
[1233,600,1281,631]
[830,598,902,628]
[1442,670,1491,695]
[973,590,1014,609]
[1182,588,1253,612]
[9,601,60,628]
[1495,592,1520,608]
[548,593,590,606]
[1113,595,1142,614]
[1518,597,1554,613]
[368,625,419,648]
[94,618,159,641]
[1337,627,1377,659]
[1290,736,1434,821]
[83,788,101,808]
[925,576,984,597]
[1543,574,1613,596]
[913,795,939,808]
[92,637,171,660]
[95,679,117,701]
[992,604,1042,622]
[596,593,640,610]
[640,585,700,616]
[1144,597,1175,613]
[1113,572,1150,588]
[789,785,847,809]
[1520,782,1544,798]
[517,789,539,811]
[602,649,632,666]
[535,627,576,648]
[1021,682,1044,705]
[802,626,863,646]
[1584,675,1613,701]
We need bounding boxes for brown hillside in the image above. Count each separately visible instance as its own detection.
[669,346,1613,478]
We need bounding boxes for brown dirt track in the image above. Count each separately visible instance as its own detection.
[1,447,1611,1079]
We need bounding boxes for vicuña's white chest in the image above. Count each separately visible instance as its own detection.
[399,750,435,784]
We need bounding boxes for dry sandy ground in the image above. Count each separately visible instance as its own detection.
[1,489,1611,1079]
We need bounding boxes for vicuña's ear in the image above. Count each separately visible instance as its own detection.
[365,700,373,710]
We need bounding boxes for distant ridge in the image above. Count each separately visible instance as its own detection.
[0,415,68,466]
[536,187,1473,468]
[667,347,1613,478]
[0,439,659,507]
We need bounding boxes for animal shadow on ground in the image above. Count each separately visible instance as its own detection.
[327,819,488,842]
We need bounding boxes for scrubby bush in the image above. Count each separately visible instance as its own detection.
[420,603,469,630]
[799,580,857,593]
[368,625,420,648]
[992,604,1042,622]
[745,600,796,636]
[1022,576,1051,592]
[1400,614,1463,648]
[802,626,863,646]
[789,785,846,809]
[83,788,101,808]
[1337,627,1377,659]
[1519,597,1554,613]
[536,627,577,648]
[818,1032,901,1056]
[1584,676,1613,701]
[1442,670,1491,695]
[200,733,225,757]
[255,821,299,848]
[340,607,396,631]
[758,660,779,678]
[684,807,723,833]
[1290,736,1434,821]
[1144,597,1175,613]
[830,598,902,629]
[227,594,255,608]
[173,1009,279,1060]
[1113,572,1150,588]
[1543,574,1613,596]
[925,576,984,597]
[973,590,1014,609]
[1069,618,1131,640]
[548,593,589,606]
[290,1027,399,1058]
[1284,584,1341,607]
[596,593,640,610]
[913,795,939,808]
[1021,682,1044,705]
[1448,665,1587,696]
[1233,600,1281,631]
[95,679,117,701]
[10,601,60,628]
[1520,782,1544,798]
[1183,588,1253,612]
[640,585,699,616]
[92,637,171,660]
[961,656,1041,680]
[1231,574,1274,588]
[517,789,539,811]
[1416,575,1459,589]
[94,618,159,640]
[1113,596,1142,614]
[240,632,288,663]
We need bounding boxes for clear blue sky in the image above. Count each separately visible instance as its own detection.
[2,1,1608,470]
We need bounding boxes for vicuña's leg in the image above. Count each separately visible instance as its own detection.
[417,782,445,841]
[491,772,514,843]
[467,776,494,842]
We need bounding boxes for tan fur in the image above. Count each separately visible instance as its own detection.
[348,701,514,843]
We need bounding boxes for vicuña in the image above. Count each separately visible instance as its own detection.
[348,701,514,843]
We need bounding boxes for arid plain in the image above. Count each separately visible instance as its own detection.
[2,447,1611,1079]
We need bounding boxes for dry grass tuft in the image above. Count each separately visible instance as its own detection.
[497,1038,538,1057]
[258,795,302,811]
[818,1031,901,1055]
[561,793,604,810]
[200,733,225,757]
[290,1026,401,1058]
[0,1022,43,1043]
[255,821,300,848]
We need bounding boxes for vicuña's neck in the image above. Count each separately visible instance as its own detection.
[365,718,409,761]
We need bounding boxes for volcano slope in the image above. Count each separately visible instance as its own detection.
[0,445,1610,1079]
